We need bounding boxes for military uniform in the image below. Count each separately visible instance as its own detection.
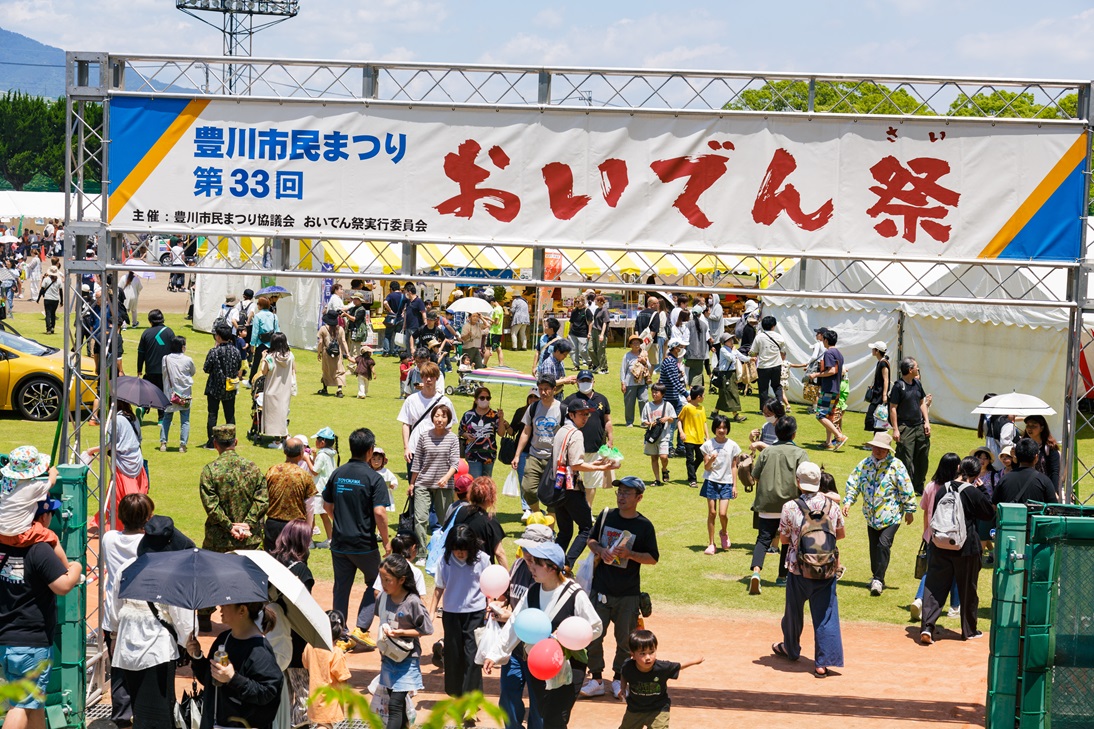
[200,426,267,553]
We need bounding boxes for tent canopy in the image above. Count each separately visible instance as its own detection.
[0,191,64,220]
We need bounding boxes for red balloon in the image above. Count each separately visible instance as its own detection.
[457,459,470,477]
[527,638,565,681]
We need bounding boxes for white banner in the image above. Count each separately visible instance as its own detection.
[107,97,1088,262]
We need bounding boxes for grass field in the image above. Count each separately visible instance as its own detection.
[0,308,1028,625]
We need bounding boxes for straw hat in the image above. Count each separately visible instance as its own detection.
[864,433,895,452]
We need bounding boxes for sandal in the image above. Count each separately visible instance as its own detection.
[771,642,797,661]
[813,667,829,678]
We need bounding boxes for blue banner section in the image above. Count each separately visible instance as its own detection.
[997,160,1086,261]
[108,97,191,196]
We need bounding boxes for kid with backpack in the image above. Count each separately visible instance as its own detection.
[355,349,376,399]
[920,456,995,644]
[772,462,845,678]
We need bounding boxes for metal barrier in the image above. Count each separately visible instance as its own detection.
[987,502,1094,728]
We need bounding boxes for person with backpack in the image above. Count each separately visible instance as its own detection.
[382,282,406,357]
[770,462,845,678]
[920,456,995,644]
[842,432,916,597]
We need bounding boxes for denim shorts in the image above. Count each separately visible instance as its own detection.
[700,479,736,500]
[816,391,837,419]
[0,645,52,710]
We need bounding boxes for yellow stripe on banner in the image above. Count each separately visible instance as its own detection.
[107,98,211,223]
[979,132,1088,259]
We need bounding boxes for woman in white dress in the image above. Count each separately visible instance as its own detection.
[253,332,296,444]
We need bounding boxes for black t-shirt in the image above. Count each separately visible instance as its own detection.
[634,308,660,337]
[414,324,443,352]
[889,378,926,426]
[564,391,612,453]
[590,509,659,597]
[453,508,505,563]
[819,347,844,394]
[404,297,427,332]
[621,658,680,713]
[193,631,283,729]
[994,466,1059,506]
[569,308,591,337]
[0,541,68,647]
[739,323,757,354]
[322,460,391,553]
[138,324,176,375]
[385,292,405,321]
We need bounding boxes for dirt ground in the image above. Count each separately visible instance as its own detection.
[176,577,987,729]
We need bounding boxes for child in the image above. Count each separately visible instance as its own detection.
[457,353,474,377]
[430,524,490,700]
[375,554,434,729]
[369,446,400,514]
[699,414,741,554]
[678,385,707,489]
[641,383,676,486]
[832,371,849,435]
[443,474,473,523]
[398,354,414,399]
[304,610,353,728]
[355,349,376,399]
[779,353,791,409]
[375,532,427,596]
[308,427,339,548]
[617,629,703,729]
[407,352,429,394]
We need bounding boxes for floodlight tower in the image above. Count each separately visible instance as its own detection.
[176,0,300,91]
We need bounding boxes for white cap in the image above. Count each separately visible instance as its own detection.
[796,462,822,492]
[869,341,888,353]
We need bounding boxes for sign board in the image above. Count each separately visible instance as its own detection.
[107,96,1088,262]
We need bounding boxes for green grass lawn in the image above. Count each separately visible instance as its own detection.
[0,308,1052,625]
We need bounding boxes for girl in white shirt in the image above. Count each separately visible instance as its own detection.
[699,414,742,555]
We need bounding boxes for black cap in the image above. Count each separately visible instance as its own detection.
[577,370,595,382]
[243,288,254,298]
[138,515,196,556]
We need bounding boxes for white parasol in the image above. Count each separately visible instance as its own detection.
[235,550,333,650]
[447,296,493,316]
[972,392,1056,417]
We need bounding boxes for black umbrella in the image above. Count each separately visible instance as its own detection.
[118,548,269,610]
[114,375,170,410]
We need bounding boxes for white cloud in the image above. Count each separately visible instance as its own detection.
[533,8,565,30]
[958,10,1094,67]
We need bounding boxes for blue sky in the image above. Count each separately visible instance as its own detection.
[3,0,1093,79]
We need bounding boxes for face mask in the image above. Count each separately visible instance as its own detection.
[578,382,593,394]
[766,415,777,424]
[476,398,490,407]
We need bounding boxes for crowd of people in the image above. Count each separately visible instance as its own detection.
[0,277,1068,729]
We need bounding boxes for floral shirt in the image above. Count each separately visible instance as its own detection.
[842,454,916,529]
[778,492,844,576]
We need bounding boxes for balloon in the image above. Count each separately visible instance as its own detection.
[527,638,566,681]
[456,459,470,477]
[513,608,553,645]
[479,564,510,600]
[555,616,593,651]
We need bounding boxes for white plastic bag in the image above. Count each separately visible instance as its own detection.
[474,614,505,665]
[502,469,521,498]
[575,554,595,594]
[369,684,417,726]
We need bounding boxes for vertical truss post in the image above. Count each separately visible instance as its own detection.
[363,64,379,99]
[1066,119,1094,502]
[807,77,816,113]
[538,71,552,105]
[402,242,417,277]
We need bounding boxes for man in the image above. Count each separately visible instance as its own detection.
[198,424,267,631]
[889,357,931,495]
[659,339,689,455]
[323,427,392,650]
[536,317,564,370]
[775,462,845,676]
[0,495,83,729]
[402,282,427,354]
[486,293,505,367]
[843,431,916,596]
[536,338,577,391]
[263,437,318,550]
[136,309,176,408]
[551,401,614,566]
[381,282,405,356]
[415,309,445,355]
[565,370,614,506]
[510,292,530,350]
[994,437,1059,504]
[569,296,593,370]
[807,329,847,450]
[397,360,454,481]
[748,415,808,594]
[589,294,610,374]
[201,323,242,450]
[634,294,664,370]
[749,315,786,408]
[581,476,659,700]
[168,237,186,291]
[511,373,569,515]
[684,302,711,387]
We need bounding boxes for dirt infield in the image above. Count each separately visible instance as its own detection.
[180,578,987,728]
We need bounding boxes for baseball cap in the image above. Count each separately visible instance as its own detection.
[869,341,888,353]
[521,541,565,569]
[514,523,555,551]
[527,387,541,399]
[813,327,828,335]
[454,474,473,498]
[312,426,336,441]
[612,476,647,493]
[35,498,62,516]
[796,462,822,492]
[568,401,595,414]
[577,370,594,382]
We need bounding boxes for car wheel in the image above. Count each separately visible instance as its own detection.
[16,377,62,422]
[445,386,455,396]
[159,253,171,266]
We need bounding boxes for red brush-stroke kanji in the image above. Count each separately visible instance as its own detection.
[650,146,732,229]
[751,148,833,232]
[435,139,520,223]
[866,156,960,244]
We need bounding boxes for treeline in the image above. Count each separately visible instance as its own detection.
[0,91,102,191]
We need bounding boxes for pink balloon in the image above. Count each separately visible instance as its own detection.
[527,638,565,680]
[479,564,510,599]
[555,616,593,651]
[457,459,470,477]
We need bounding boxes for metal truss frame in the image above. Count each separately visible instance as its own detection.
[66,52,1094,707]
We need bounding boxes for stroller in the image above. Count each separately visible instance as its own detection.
[246,374,275,446]
[445,367,478,397]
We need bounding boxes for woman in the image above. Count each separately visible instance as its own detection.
[122,271,143,328]
[250,295,280,375]
[920,456,995,644]
[25,248,41,302]
[410,403,460,551]
[161,336,195,452]
[633,294,663,370]
[1022,414,1061,487]
[909,453,961,623]
[461,311,489,368]
[459,387,509,478]
[316,314,347,398]
[452,476,509,567]
[713,332,748,422]
[255,332,296,442]
[0,258,20,314]
[39,264,61,334]
[89,400,148,533]
[659,339,688,453]
[484,541,603,729]
[670,308,691,349]
[510,293,530,350]
[186,602,283,729]
[864,341,891,432]
[790,328,827,410]
[619,334,651,427]
[270,520,314,727]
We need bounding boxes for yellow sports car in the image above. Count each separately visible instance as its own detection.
[0,328,97,421]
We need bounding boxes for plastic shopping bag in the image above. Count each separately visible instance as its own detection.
[575,554,595,594]
[474,614,506,666]
[502,469,521,498]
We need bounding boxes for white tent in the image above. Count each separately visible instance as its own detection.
[0,191,65,220]
[763,260,1072,432]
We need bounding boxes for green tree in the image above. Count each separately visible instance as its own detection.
[725,80,926,115]
[947,89,1064,119]
[0,92,101,191]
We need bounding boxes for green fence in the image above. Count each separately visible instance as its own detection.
[987,502,1094,729]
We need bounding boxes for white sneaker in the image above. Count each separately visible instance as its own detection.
[520,510,532,524]
[910,598,922,622]
[610,680,623,699]
[579,678,604,698]
[947,606,961,619]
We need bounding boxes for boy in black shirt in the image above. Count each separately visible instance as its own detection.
[617,629,703,729]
